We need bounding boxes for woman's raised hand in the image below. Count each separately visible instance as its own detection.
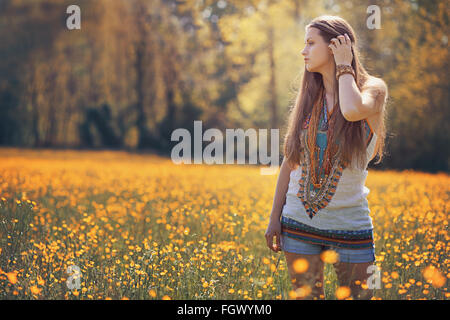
[329,33,353,66]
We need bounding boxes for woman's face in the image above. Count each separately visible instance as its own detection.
[301,27,333,73]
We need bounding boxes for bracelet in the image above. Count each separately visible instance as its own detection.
[336,64,355,80]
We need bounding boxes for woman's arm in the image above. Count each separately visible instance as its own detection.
[338,74,387,122]
[330,34,387,122]
[269,156,293,222]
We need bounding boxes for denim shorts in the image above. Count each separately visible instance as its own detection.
[281,234,376,263]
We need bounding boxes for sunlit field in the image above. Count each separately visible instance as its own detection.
[0,148,448,300]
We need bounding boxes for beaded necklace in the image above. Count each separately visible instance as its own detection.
[307,87,339,190]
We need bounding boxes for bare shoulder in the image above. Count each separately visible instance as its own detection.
[364,76,388,100]
[363,76,388,135]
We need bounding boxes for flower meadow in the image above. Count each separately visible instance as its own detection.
[0,148,448,300]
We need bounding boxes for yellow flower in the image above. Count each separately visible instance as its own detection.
[320,250,339,264]
[6,272,18,284]
[162,295,171,300]
[37,275,45,286]
[423,265,446,288]
[335,286,351,300]
[288,290,297,299]
[292,258,309,274]
[149,289,157,298]
[295,285,311,298]
[30,285,41,295]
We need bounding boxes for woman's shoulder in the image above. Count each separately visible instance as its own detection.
[363,76,388,98]
[362,76,388,117]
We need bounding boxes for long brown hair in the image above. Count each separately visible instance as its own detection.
[283,15,388,171]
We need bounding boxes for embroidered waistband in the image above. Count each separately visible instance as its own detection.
[281,216,374,250]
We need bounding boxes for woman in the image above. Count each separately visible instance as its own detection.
[265,15,388,300]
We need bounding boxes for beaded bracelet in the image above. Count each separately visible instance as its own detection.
[336,64,355,80]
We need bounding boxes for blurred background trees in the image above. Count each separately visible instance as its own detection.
[0,0,448,172]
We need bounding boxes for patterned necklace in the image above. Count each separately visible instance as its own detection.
[308,90,339,190]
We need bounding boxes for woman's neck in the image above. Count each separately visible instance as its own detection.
[320,63,336,96]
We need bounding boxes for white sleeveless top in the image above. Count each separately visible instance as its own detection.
[281,117,377,231]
